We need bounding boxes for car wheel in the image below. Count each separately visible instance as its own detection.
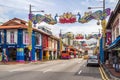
[86,64,89,67]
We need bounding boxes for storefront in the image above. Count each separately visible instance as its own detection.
[7,45,17,61]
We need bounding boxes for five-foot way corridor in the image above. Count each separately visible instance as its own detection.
[0,59,102,80]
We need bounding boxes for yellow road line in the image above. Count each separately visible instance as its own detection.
[100,66,109,80]
[99,67,105,80]
[99,65,109,80]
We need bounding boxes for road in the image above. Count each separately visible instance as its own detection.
[0,58,102,80]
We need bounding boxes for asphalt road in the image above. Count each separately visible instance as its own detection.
[0,58,102,80]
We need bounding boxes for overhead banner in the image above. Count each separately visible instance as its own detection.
[29,8,111,25]
[78,8,111,23]
[59,12,76,23]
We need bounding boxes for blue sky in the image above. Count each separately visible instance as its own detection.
[0,0,118,36]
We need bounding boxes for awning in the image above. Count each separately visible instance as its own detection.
[108,37,120,49]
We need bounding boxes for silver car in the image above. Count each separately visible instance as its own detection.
[87,55,99,66]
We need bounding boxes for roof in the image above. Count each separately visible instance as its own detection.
[0,25,27,29]
[2,18,27,26]
[0,18,60,40]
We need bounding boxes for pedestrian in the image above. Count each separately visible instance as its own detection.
[3,53,8,64]
[115,56,119,72]
[0,52,2,62]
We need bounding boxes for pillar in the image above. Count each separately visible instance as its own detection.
[17,29,24,62]
[31,31,35,61]
[3,30,7,55]
[51,51,53,60]
[46,51,49,60]
[100,37,104,64]
[17,48,24,62]
[55,51,57,59]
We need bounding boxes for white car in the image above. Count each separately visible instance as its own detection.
[87,55,99,66]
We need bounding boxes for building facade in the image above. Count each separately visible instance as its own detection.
[0,18,59,62]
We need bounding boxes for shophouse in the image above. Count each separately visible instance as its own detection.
[0,18,59,62]
[105,1,120,66]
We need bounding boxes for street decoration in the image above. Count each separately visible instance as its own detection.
[29,14,57,26]
[29,8,110,25]
[106,32,111,45]
[78,8,111,23]
[59,12,76,23]
[75,34,84,39]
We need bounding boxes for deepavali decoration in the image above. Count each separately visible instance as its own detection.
[29,14,58,26]
[77,8,111,23]
[29,8,111,25]
[75,34,84,39]
[59,12,76,23]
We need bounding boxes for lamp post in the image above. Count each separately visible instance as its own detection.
[88,0,106,63]
[28,4,44,61]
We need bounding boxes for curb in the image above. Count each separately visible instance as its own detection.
[102,64,120,80]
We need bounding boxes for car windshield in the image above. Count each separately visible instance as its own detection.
[89,56,97,59]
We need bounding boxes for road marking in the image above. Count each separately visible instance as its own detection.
[100,65,109,80]
[83,65,86,67]
[9,68,24,72]
[78,70,82,74]
[43,69,52,73]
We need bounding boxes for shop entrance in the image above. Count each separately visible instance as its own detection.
[43,51,46,60]
[8,48,17,61]
[0,48,2,53]
[36,49,40,60]
[24,48,30,61]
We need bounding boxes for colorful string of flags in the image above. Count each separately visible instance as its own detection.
[29,8,111,25]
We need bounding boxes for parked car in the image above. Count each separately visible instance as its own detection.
[87,55,99,66]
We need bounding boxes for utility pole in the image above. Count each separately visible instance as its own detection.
[28,4,32,61]
[28,4,44,61]
[59,29,62,58]
[101,0,106,63]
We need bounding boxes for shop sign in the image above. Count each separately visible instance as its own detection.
[8,45,16,48]
[35,46,40,49]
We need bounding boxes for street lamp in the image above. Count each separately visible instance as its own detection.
[28,4,44,61]
[88,0,106,63]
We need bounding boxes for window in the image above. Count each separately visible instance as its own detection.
[0,31,4,44]
[36,34,41,45]
[25,32,29,44]
[10,32,14,43]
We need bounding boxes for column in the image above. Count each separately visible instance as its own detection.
[46,51,49,60]
[100,37,104,64]
[17,48,24,62]
[3,30,7,55]
[17,29,24,62]
[31,31,35,61]
[51,51,53,60]
[55,51,57,59]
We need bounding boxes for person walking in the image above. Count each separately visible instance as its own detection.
[3,53,8,64]
[0,52,2,63]
[115,56,119,72]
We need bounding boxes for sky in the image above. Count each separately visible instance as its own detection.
[0,0,119,37]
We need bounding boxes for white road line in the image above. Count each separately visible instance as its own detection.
[43,69,52,73]
[78,70,82,74]
[9,68,24,72]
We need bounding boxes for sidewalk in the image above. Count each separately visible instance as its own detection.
[0,61,31,65]
[102,64,120,80]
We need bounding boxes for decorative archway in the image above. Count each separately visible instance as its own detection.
[29,8,111,25]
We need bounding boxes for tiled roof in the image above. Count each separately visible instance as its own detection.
[0,25,27,29]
